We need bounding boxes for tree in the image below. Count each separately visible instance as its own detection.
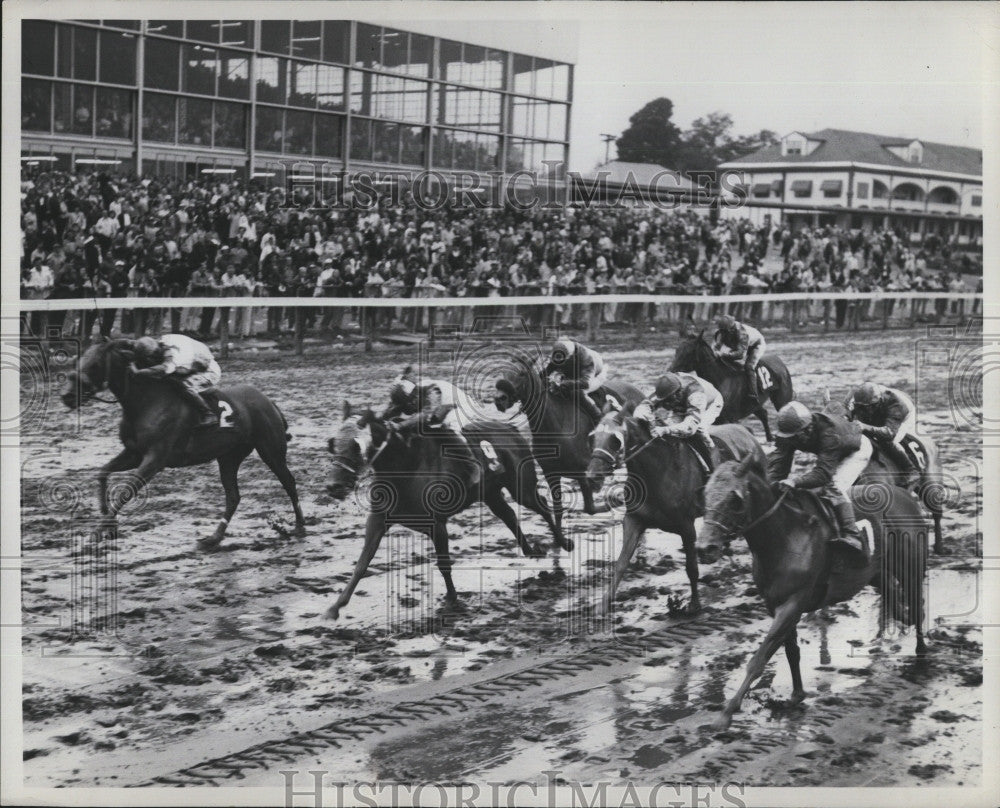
[615,98,684,167]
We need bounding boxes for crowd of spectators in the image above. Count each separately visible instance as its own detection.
[20,169,980,339]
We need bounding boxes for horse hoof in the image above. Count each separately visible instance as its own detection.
[527,544,546,559]
[326,605,341,621]
[197,535,224,551]
[559,537,576,552]
[713,714,733,733]
[686,600,702,616]
[933,544,949,556]
[292,525,307,539]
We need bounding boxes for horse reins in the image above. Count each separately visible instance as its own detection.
[704,489,790,539]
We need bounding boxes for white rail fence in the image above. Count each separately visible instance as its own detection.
[14,292,983,357]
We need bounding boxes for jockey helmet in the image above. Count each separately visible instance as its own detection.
[551,338,575,364]
[853,382,883,407]
[134,336,162,365]
[716,314,737,332]
[653,373,683,402]
[389,378,416,407]
[775,401,813,438]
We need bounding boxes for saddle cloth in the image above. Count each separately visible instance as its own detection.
[199,388,241,432]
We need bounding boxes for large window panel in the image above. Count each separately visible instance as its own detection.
[72,25,97,81]
[99,30,136,85]
[551,63,570,100]
[510,97,531,137]
[53,82,72,133]
[432,130,453,169]
[71,84,95,135]
[57,25,73,77]
[372,120,400,163]
[452,130,478,170]
[291,20,321,60]
[381,28,407,72]
[322,21,349,64]
[533,59,555,99]
[316,64,344,111]
[255,106,284,152]
[217,50,249,99]
[531,103,550,142]
[177,97,213,145]
[348,70,371,115]
[22,79,51,131]
[548,103,567,141]
[213,100,246,148]
[350,117,373,162]
[144,37,179,91]
[255,56,287,104]
[355,23,382,68]
[219,21,252,49]
[23,21,55,75]
[483,49,506,90]
[288,61,318,107]
[146,21,182,37]
[260,21,290,55]
[407,34,432,78]
[184,44,217,96]
[481,91,502,129]
[460,44,486,87]
[512,54,533,95]
[185,21,217,43]
[439,39,462,83]
[315,113,344,158]
[142,92,175,141]
[506,138,532,173]
[95,87,132,138]
[400,125,425,165]
[285,109,314,154]
[477,134,500,171]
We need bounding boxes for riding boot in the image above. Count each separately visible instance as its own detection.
[881,439,921,490]
[175,380,217,428]
[832,499,870,568]
[453,432,483,486]
[744,363,760,404]
[691,432,716,473]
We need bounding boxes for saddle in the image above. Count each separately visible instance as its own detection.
[199,388,240,431]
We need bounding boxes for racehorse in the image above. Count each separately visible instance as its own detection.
[824,392,947,555]
[495,358,644,531]
[325,403,572,620]
[60,337,305,548]
[585,412,765,613]
[669,327,793,442]
[697,456,927,731]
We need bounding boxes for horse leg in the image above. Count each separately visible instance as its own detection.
[580,479,610,515]
[679,520,702,614]
[716,595,806,731]
[256,442,306,537]
[785,627,806,703]
[430,518,459,604]
[931,509,945,556]
[199,447,252,550]
[513,465,574,552]
[326,511,388,620]
[106,449,168,519]
[484,487,545,558]
[546,473,565,534]
[97,448,142,517]
[603,512,645,614]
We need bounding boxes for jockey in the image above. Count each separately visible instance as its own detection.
[845,382,920,488]
[713,314,766,404]
[132,334,221,427]
[542,338,608,422]
[386,376,500,476]
[767,401,872,566]
[633,371,722,472]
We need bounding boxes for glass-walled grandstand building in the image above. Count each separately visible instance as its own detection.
[21,19,573,185]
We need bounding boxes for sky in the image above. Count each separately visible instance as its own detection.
[565,3,994,171]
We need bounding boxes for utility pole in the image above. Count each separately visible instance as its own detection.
[600,134,616,165]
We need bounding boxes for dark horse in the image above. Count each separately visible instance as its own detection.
[697,456,927,731]
[60,338,305,548]
[495,358,644,531]
[670,327,793,442]
[325,403,572,620]
[586,412,765,613]
[824,392,947,555]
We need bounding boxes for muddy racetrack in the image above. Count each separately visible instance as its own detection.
[19,327,983,788]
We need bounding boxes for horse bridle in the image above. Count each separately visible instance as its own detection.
[703,489,790,539]
[591,423,672,470]
[77,348,119,404]
[331,420,397,477]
